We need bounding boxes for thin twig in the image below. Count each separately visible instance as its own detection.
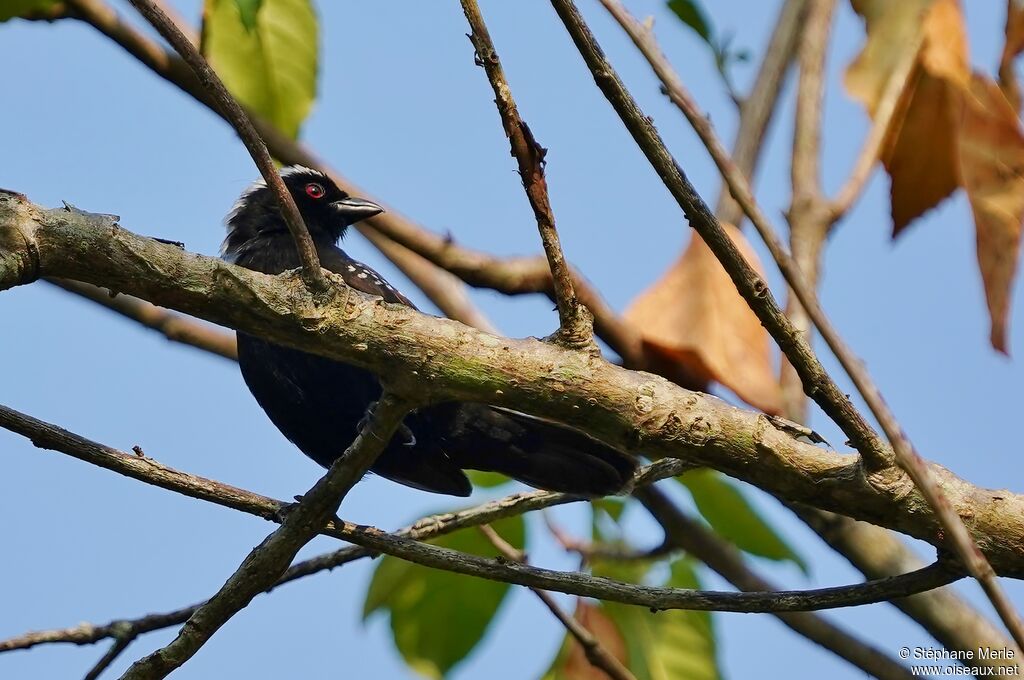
[82,634,135,680]
[0,404,964,618]
[0,460,690,656]
[460,0,593,348]
[713,0,809,225]
[544,513,671,564]
[791,504,1022,673]
[118,395,412,679]
[479,524,636,680]
[575,0,1024,649]
[124,0,328,292]
[781,0,833,422]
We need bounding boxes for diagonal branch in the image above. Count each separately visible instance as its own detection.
[119,395,412,678]
[829,33,921,220]
[82,635,135,680]
[460,0,593,348]
[552,0,888,471]
[47,279,239,360]
[656,0,999,659]
[124,0,328,293]
[547,0,1024,648]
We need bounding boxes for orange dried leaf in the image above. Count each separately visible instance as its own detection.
[956,75,1024,352]
[624,225,781,414]
[847,0,970,233]
[882,68,962,234]
[919,0,970,87]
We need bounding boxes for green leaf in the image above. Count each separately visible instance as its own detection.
[465,470,513,488]
[201,0,318,139]
[590,496,628,544]
[544,558,721,680]
[232,0,262,31]
[592,497,627,523]
[666,0,714,45]
[0,0,59,21]
[679,469,807,573]
[363,514,525,678]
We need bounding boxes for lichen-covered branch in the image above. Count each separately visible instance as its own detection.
[2,192,1023,577]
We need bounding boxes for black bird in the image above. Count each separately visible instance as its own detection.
[223,166,637,497]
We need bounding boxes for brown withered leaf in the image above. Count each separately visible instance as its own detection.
[999,0,1024,111]
[957,75,1024,353]
[882,68,962,233]
[878,0,970,234]
[557,603,628,680]
[624,225,781,414]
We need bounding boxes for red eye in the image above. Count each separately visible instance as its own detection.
[305,183,325,199]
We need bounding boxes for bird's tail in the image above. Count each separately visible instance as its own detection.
[444,405,638,496]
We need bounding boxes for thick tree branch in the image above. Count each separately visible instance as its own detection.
[124,0,327,293]
[637,487,915,680]
[547,0,1024,647]
[461,0,594,348]
[119,394,412,679]
[2,194,1023,577]
[0,403,964,617]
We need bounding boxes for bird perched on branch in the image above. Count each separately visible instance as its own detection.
[223,165,637,497]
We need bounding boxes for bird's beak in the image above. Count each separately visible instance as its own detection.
[331,197,384,225]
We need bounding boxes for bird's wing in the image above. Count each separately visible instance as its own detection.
[320,248,417,308]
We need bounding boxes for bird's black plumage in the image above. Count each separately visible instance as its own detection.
[223,166,637,497]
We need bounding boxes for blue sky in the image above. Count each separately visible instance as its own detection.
[1,1,1022,678]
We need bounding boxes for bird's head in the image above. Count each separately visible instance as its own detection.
[222,165,383,259]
